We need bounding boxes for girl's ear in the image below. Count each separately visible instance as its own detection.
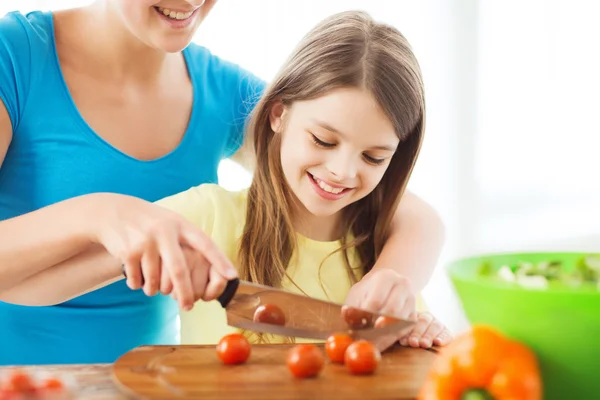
[269,101,286,133]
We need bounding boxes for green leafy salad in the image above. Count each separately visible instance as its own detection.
[477,254,600,290]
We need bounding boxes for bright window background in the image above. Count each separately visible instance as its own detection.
[4,0,600,333]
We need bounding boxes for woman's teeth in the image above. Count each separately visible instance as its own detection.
[156,7,194,20]
[315,178,345,194]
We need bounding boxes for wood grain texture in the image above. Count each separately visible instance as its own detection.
[112,344,437,400]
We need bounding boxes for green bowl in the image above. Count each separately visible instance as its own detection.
[448,252,600,400]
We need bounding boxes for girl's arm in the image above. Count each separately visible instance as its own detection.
[375,191,445,292]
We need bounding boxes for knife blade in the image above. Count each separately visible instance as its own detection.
[217,278,415,341]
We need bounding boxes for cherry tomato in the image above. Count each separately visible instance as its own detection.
[0,388,21,400]
[3,371,35,393]
[216,333,251,365]
[286,344,324,378]
[325,334,354,364]
[40,378,65,391]
[342,306,374,329]
[374,315,400,328]
[344,340,381,375]
[253,304,286,326]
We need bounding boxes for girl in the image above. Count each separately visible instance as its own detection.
[1,10,451,352]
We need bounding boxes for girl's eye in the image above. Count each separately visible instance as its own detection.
[311,134,335,148]
[363,154,386,165]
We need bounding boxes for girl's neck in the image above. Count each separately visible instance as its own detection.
[61,2,176,84]
[292,204,343,242]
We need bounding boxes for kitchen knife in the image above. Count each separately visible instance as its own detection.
[217,278,415,341]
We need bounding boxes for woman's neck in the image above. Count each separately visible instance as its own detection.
[59,2,176,84]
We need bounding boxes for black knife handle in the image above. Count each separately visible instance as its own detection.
[217,278,240,308]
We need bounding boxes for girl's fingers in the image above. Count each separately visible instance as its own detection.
[159,260,173,295]
[202,261,230,302]
[378,284,415,320]
[419,318,446,348]
[140,243,160,296]
[188,252,209,302]
[123,254,143,290]
[408,312,434,348]
[361,277,396,315]
[433,328,453,347]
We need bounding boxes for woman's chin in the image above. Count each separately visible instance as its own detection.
[152,35,195,54]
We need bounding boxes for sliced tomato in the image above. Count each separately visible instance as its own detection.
[374,315,400,328]
[286,344,324,378]
[216,333,251,365]
[253,304,286,326]
[342,306,374,329]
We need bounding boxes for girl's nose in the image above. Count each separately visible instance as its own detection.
[327,152,358,181]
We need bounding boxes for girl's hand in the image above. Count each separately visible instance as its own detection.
[345,268,417,320]
[168,246,234,305]
[89,193,237,310]
[344,268,419,351]
[399,311,453,349]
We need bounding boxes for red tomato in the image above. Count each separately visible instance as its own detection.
[0,388,21,400]
[3,371,35,393]
[253,304,286,326]
[325,334,354,364]
[40,378,65,391]
[216,333,251,365]
[286,344,325,378]
[374,315,400,328]
[341,306,374,329]
[344,340,381,375]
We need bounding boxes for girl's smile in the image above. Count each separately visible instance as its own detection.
[307,172,353,200]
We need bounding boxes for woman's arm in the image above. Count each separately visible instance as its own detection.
[0,194,100,292]
[0,190,236,309]
[0,244,123,306]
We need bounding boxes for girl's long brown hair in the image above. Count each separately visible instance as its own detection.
[238,10,425,289]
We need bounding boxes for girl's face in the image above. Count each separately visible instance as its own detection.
[273,87,399,226]
[109,0,215,53]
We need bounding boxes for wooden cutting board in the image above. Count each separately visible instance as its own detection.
[112,344,437,400]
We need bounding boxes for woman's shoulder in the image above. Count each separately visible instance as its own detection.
[184,43,265,95]
[0,10,54,130]
[0,10,53,47]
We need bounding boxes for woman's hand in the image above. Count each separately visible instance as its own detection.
[90,193,237,310]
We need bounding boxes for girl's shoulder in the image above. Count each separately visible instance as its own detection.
[156,184,249,234]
